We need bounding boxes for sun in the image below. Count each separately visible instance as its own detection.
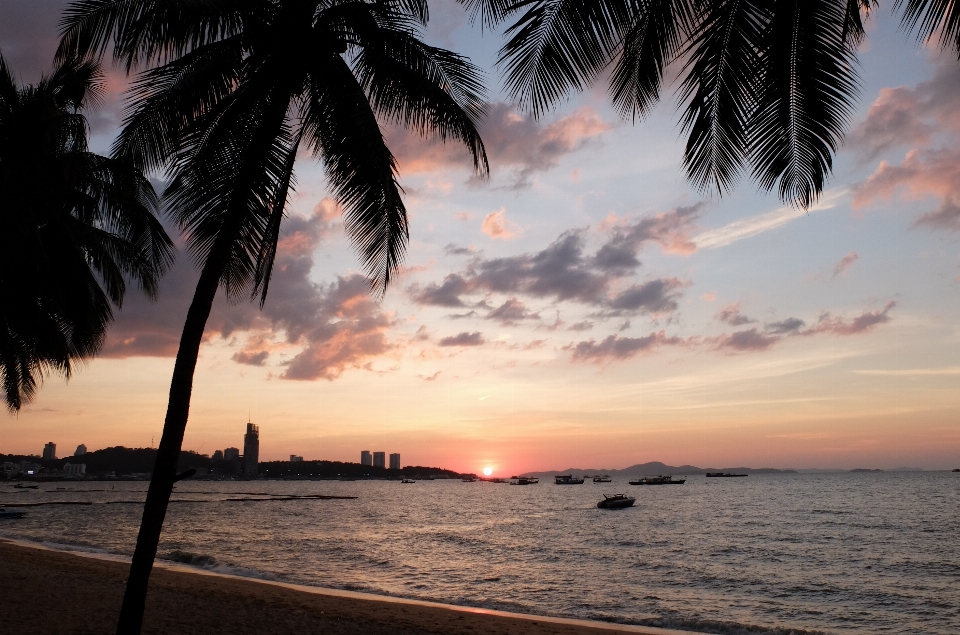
[482,466,493,476]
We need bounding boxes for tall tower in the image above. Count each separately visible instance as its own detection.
[389,453,400,470]
[360,450,371,466]
[42,442,57,461]
[373,452,385,468]
[243,421,259,478]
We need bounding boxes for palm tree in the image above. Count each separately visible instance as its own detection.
[0,53,172,412]
[459,0,960,207]
[58,1,488,633]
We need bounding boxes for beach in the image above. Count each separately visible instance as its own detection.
[0,539,686,635]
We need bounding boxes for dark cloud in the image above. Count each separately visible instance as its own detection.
[569,321,594,332]
[606,278,685,314]
[806,302,896,336]
[438,331,485,347]
[915,198,960,231]
[410,225,689,316]
[486,298,539,325]
[715,329,780,352]
[232,351,269,366]
[715,303,755,326]
[0,1,68,84]
[443,243,476,256]
[766,318,805,335]
[567,332,687,363]
[595,204,703,267]
[409,273,471,307]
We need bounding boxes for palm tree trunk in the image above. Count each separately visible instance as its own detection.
[115,244,227,635]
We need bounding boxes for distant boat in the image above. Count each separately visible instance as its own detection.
[628,475,685,485]
[400,479,416,483]
[12,484,38,489]
[706,472,748,477]
[953,469,960,473]
[555,475,585,485]
[462,477,477,482]
[597,494,635,509]
[512,477,539,485]
[0,508,26,519]
[593,475,612,483]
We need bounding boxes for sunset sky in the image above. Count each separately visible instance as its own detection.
[2,1,959,473]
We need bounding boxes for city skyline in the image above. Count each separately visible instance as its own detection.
[1,2,959,474]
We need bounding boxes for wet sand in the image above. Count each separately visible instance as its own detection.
[0,539,693,635]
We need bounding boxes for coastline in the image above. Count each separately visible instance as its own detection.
[0,538,697,635]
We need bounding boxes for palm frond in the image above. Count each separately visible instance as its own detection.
[352,24,489,175]
[304,55,407,295]
[749,0,860,207]
[677,0,766,194]
[609,0,695,121]
[897,0,960,57]
[500,0,635,116]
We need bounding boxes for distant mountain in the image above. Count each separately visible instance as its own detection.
[522,462,796,478]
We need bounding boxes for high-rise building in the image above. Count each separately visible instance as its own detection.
[243,422,260,478]
[74,444,87,456]
[290,455,303,462]
[224,447,240,461]
[42,442,56,461]
[389,453,400,470]
[360,450,372,466]
[373,452,385,468]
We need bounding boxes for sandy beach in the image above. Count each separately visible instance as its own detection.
[0,539,691,635]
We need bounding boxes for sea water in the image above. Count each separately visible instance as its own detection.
[1,472,957,635]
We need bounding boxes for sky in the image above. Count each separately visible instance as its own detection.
[2,1,959,473]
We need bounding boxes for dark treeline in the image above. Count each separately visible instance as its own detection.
[259,460,469,480]
[2,447,469,480]
[1,446,223,476]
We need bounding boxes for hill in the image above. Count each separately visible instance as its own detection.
[522,462,795,478]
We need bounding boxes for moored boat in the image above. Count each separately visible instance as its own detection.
[0,508,26,519]
[628,475,685,485]
[706,472,748,477]
[400,478,416,483]
[512,477,539,485]
[12,484,38,489]
[597,494,635,509]
[593,475,612,483]
[554,474,585,485]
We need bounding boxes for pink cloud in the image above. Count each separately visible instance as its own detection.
[832,251,859,278]
[481,208,523,240]
[387,103,610,186]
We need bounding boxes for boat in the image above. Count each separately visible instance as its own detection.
[511,477,539,485]
[0,508,26,519]
[400,478,416,483]
[12,484,38,489]
[953,469,959,473]
[462,477,477,482]
[554,474,585,485]
[705,472,748,477]
[593,475,612,483]
[597,494,635,509]
[628,475,685,485]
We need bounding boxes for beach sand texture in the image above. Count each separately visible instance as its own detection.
[0,540,688,635]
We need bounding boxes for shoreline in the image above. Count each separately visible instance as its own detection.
[0,537,698,635]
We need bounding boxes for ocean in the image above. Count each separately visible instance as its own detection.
[1,471,957,634]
